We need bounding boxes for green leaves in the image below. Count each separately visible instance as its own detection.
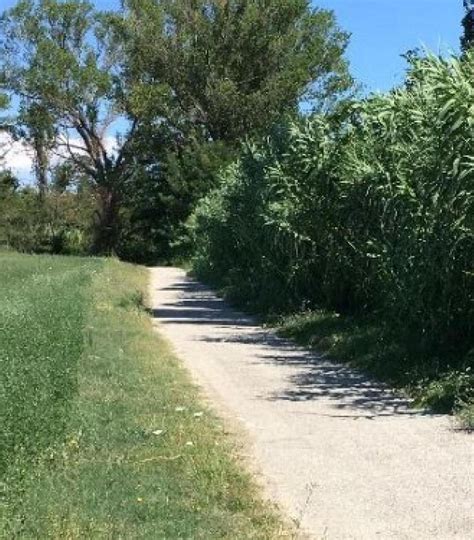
[122,0,352,141]
[191,51,474,374]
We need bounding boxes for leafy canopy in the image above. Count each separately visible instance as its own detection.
[0,0,132,186]
[122,0,353,142]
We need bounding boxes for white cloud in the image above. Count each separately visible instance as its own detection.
[0,132,121,183]
[0,133,34,180]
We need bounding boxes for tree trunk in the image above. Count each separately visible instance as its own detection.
[33,134,49,201]
[91,187,121,255]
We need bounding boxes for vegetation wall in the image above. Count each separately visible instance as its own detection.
[190,54,474,394]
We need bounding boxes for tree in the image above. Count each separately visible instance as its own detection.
[0,0,135,253]
[462,0,474,51]
[113,0,352,260]
[118,129,236,262]
[121,0,353,143]
[0,169,18,197]
[0,0,353,260]
[17,101,56,200]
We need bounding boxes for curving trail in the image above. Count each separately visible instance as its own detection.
[150,267,473,540]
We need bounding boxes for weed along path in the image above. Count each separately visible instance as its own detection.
[150,267,473,540]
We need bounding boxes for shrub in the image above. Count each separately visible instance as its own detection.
[190,52,474,388]
[0,189,96,255]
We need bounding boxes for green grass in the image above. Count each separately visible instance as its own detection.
[0,253,102,487]
[277,310,474,428]
[0,253,288,538]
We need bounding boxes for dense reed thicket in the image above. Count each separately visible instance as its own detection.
[191,53,474,394]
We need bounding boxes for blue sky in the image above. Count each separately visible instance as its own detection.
[316,0,463,92]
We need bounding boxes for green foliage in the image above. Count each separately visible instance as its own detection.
[112,0,353,262]
[122,0,352,142]
[0,0,115,135]
[0,187,96,254]
[457,399,474,429]
[16,101,57,197]
[416,370,474,413]
[0,0,136,253]
[1,0,352,257]
[190,52,474,410]
[462,1,474,52]
[0,92,8,109]
[0,169,18,195]
[118,135,237,263]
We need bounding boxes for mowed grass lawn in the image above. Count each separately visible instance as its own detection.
[0,253,287,538]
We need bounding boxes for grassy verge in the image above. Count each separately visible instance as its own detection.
[0,253,288,538]
[0,253,102,503]
[277,310,474,429]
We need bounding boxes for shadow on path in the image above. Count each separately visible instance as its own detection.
[154,277,432,418]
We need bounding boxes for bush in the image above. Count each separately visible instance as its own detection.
[190,52,474,397]
[0,189,96,255]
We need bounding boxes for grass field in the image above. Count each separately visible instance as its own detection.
[0,253,287,538]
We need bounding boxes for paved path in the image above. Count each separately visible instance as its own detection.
[150,267,473,540]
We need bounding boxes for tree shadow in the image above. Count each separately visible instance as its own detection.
[202,330,431,417]
[152,278,256,326]
[153,276,434,418]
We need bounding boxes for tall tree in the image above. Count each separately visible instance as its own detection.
[122,0,353,142]
[0,0,353,259]
[462,0,474,51]
[0,0,135,253]
[114,0,353,259]
[17,102,56,200]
